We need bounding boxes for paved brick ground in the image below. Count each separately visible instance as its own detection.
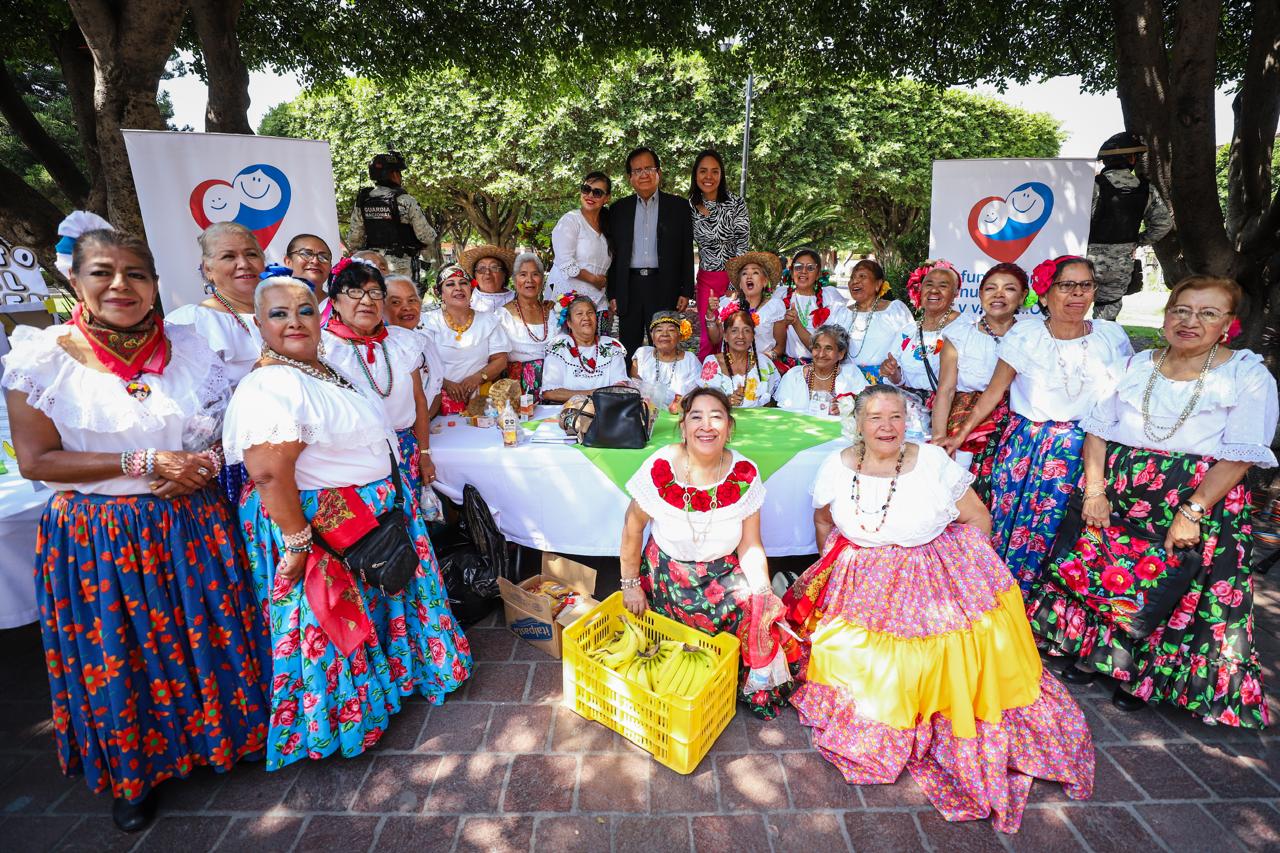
[0,579,1277,853]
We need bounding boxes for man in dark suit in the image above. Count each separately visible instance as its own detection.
[607,147,694,355]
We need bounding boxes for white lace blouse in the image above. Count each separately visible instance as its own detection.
[698,354,779,407]
[998,317,1134,423]
[813,442,974,548]
[774,364,869,415]
[321,326,427,432]
[497,304,554,362]
[545,209,612,309]
[470,288,515,313]
[542,334,628,392]
[626,445,766,562]
[223,365,395,491]
[774,286,846,359]
[166,302,261,386]
[632,347,702,396]
[834,299,914,368]
[418,308,512,383]
[942,317,1008,393]
[2,324,230,496]
[888,317,961,391]
[1081,348,1278,467]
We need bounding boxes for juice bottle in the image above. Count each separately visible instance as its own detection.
[500,399,519,447]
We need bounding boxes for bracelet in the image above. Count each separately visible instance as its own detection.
[283,543,311,555]
[144,448,156,477]
[1185,499,1207,516]
[282,528,313,550]
[620,577,642,590]
[1177,505,1203,524]
[1083,484,1107,499]
[420,447,432,456]
[121,450,147,478]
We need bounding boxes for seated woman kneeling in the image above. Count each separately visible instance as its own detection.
[224,277,472,771]
[774,324,868,415]
[620,388,790,719]
[540,292,628,403]
[785,385,1094,833]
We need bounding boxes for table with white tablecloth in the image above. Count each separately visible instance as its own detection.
[430,406,843,557]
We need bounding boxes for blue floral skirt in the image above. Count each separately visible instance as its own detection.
[395,427,423,499]
[988,413,1085,591]
[34,488,270,802]
[238,474,472,770]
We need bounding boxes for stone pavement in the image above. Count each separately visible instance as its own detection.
[0,579,1277,853]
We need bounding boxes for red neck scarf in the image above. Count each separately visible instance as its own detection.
[325,314,389,363]
[71,302,169,381]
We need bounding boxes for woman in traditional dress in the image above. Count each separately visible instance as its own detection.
[704,252,785,360]
[775,324,868,415]
[930,263,1028,500]
[225,277,471,771]
[835,258,913,384]
[321,259,436,495]
[384,274,444,419]
[499,252,556,399]
[689,150,750,359]
[774,248,846,370]
[461,244,517,313]
[166,222,267,504]
[880,260,961,404]
[630,310,701,409]
[1027,275,1276,727]
[4,230,269,832]
[284,233,334,291]
[785,385,1094,832]
[545,171,613,328]
[540,292,629,403]
[943,256,1134,590]
[418,265,511,414]
[699,307,779,408]
[621,387,789,719]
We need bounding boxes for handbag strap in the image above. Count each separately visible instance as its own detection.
[918,323,939,392]
[307,441,405,559]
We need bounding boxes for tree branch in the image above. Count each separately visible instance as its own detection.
[52,25,106,213]
[0,162,68,279]
[189,0,252,134]
[1229,0,1280,254]
[0,52,90,205]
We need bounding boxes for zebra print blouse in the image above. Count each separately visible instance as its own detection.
[691,193,750,272]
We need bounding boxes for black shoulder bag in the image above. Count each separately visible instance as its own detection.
[312,444,419,596]
[582,386,653,449]
[917,322,939,393]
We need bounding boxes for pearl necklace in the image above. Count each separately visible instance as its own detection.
[806,364,836,393]
[848,441,908,533]
[262,347,355,390]
[1047,320,1091,397]
[211,289,254,335]
[681,450,728,548]
[1141,343,1219,443]
[920,308,956,332]
[346,338,394,398]
[443,309,475,342]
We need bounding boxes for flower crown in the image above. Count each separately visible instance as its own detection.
[649,314,693,340]
[1027,256,1086,308]
[555,290,581,329]
[905,259,957,309]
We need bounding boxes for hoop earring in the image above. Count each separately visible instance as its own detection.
[317,339,327,358]
[1219,331,1229,344]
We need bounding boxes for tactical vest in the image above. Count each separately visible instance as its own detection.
[357,187,421,253]
[1089,173,1150,245]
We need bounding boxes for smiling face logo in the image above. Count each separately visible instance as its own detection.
[189,163,292,247]
[966,181,1054,263]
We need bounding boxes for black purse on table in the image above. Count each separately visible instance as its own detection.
[581,386,654,449]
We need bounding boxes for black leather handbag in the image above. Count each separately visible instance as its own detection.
[581,386,653,449]
[313,446,418,596]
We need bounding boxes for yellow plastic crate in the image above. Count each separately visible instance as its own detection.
[561,592,740,774]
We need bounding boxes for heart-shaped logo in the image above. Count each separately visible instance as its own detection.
[966,181,1054,264]
[189,163,292,248]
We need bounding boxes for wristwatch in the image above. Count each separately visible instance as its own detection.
[479,371,489,383]
[1185,500,1206,516]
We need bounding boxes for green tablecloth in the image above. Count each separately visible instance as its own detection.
[535,407,843,491]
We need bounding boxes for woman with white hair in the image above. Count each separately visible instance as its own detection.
[499,252,556,398]
[785,385,1094,833]
[224,275,471,773]
[774,324,868,415]
[384,273,445,417]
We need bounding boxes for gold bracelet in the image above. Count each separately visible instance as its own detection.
[1083,484,1107,499]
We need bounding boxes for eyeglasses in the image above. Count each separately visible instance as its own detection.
[1168,306,1232,324]
[580,184,607,199]
[289,249,332,263]
[1052,279,1097,293]
[792,263,818,272]
[474,263,505,275]
[340,286,386,301]
[629,166,659,177]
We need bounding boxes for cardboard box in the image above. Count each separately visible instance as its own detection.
[498,554,599,659]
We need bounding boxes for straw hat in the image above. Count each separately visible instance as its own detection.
[458,244,517,277]
[725,251,782,287]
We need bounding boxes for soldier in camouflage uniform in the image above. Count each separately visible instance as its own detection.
[1087,132,1173,321]
[347,151,436,279]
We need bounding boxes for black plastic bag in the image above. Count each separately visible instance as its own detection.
[434,485,515,626]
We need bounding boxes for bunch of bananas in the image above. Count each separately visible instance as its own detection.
[586,615,718,698]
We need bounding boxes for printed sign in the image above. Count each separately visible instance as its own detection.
[122,130,340,310]
[929,159,1096,314]
[0,237,50,314]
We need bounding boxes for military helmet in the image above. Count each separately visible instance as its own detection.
[368,151,407,182]
[1097,132,1148,160]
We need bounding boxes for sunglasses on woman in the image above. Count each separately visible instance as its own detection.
[580,184,608,199]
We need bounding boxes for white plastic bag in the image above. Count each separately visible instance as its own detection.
[418,485,444,523]
[744,647,791,692]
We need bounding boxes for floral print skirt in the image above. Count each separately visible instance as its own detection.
[988,413,1084,591]
[639,539,790,720]
[787,525,1094,833]
[239,474,472,770]
[1026,444,1270,728]
[506,358,544,400]
[34,488,270,802]
[395,427,423,499]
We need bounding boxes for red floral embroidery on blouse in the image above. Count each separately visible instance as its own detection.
[650,457,757,512]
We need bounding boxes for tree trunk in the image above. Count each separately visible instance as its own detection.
[452,190,527,247]
[189,0,252,134]
[53,25,108,214]
[68,0,190,235]
[0,164,70,280]
[0,52,90,206]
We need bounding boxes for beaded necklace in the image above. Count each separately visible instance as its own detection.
[262,348,355,390]
[211,289,254,335]
[569,337,600,371]
[345,338,394,398]
[653,350,681,386]
[979,315,1013,341]
[1141,343,1219,443]
[515,300,550,343]
[848,441,908,533]
[847,295,882,360]
[443,308,475,342]
[806,364,836,393]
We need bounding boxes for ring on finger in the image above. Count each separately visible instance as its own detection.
[197,467,210,476]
